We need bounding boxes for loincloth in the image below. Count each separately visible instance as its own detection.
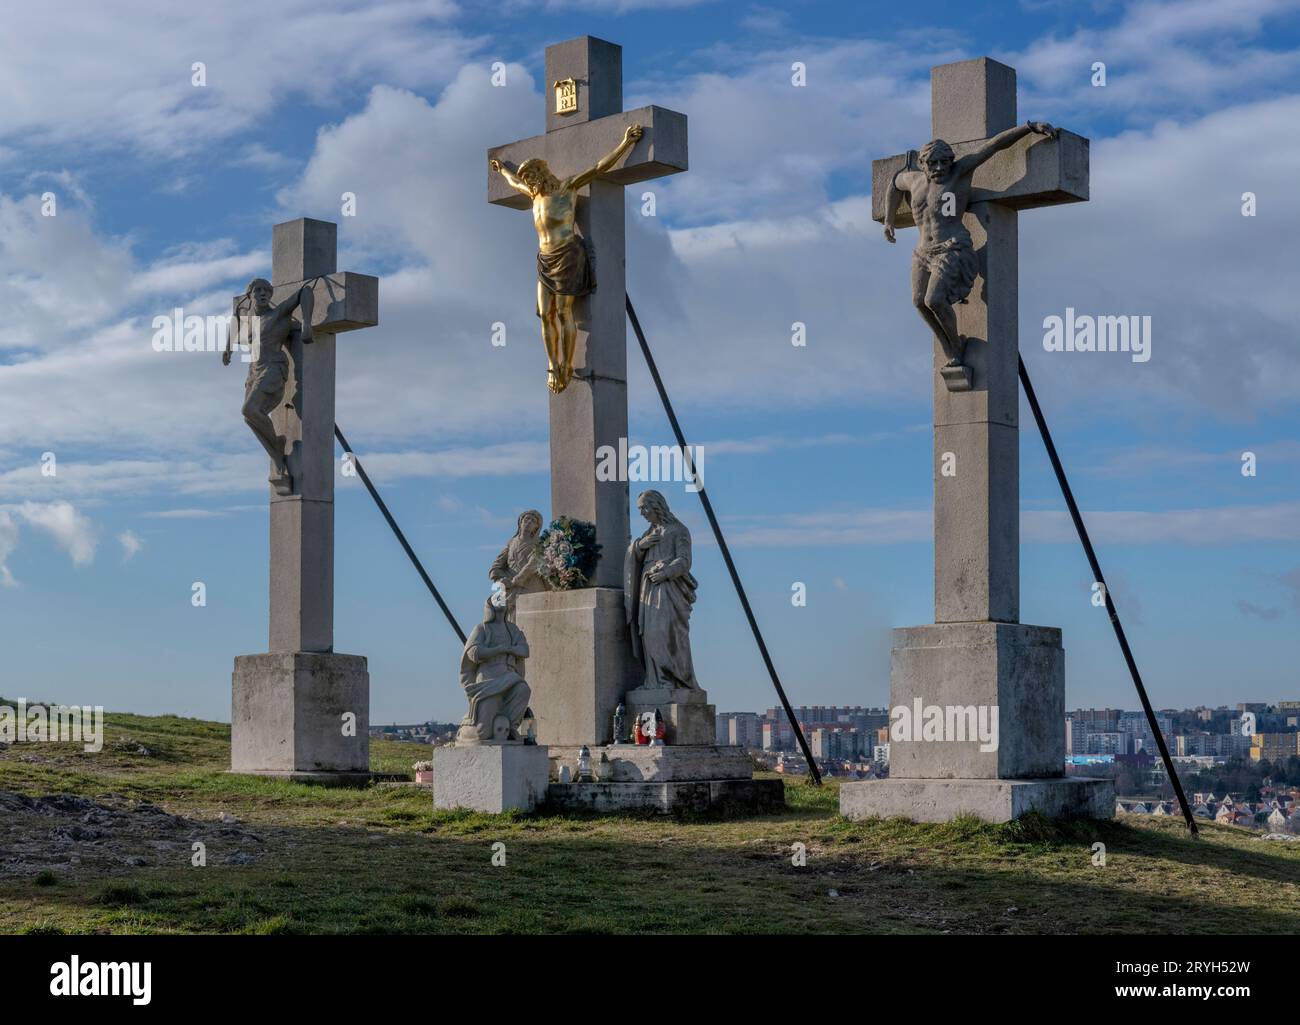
[244,350,288,399]
[912,236,978,306]
[536,236,596,315]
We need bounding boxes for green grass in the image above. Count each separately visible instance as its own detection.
[2,709,1298,934]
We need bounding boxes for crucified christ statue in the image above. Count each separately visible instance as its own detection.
[222,277,314,495]
[490,123,642,394]
[885,121,1057,371]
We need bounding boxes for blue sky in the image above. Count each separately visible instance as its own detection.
[1,0,1298,725]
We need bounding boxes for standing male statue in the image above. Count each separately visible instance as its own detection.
[489,509,544,618]
[222,276,316,494]
[489,123,643,394]
[884,121,1057,373]
[624,489,699,691]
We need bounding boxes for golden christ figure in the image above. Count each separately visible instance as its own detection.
[491,123,642,393]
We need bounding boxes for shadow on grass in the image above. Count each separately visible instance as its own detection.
[4,806,1298,936]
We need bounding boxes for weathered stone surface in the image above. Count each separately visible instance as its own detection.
[888,622,1064,780]
[515,587,637,747]
[839,777,1114,823]
[545,777,783,816]
[624,685,715,746]
[547,743,753,782]
[845,56,1094,825]
[231,652,369,775]
[871,131,1088,228]
[432,743,550,814]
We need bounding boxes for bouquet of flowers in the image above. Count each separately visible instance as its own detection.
[534,516,601,590]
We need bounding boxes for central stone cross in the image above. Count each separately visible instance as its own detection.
[484,37,690,750]
[487,35,687,588]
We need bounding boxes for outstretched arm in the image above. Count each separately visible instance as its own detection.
[272,283,315,344]
[956,121,1057,175]
[490,158,532,196]
[567,124,642,190]
[883,168,911,243]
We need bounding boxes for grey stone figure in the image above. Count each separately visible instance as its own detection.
[883,120,1057,371]
[222,276,316,495]
[624,490,699,690]
[489,509,544,618]
[456,592,532,745]
[612,703,627,744]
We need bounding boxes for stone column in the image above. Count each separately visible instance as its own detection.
[840,58,1113,822]
[270,218,337,653]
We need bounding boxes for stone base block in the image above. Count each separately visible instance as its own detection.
[888,622,1065,779]
[231,652,369,777]
[547,743,755,783]
[625,685,715,745]
[516,588,636,747]
[433,743,550,814]
[839,776,1115,824]
[545,778,784,817]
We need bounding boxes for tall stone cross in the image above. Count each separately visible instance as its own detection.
[841,58,1114,823]
[261,218,378,653]
[871,57,1088,625]
[487,36,687,588]
[230,217,379,782]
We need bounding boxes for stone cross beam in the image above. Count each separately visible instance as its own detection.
[871,58,1089,624]
[487,36,687,586]
[237,218,379,653]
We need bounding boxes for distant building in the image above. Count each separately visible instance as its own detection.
[1251,733,1300,764]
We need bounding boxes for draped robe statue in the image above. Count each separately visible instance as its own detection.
[624,490,699,690]
[456,595,532,744]
[489,509,544,619]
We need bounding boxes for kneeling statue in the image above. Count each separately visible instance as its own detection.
[456,591,532,745]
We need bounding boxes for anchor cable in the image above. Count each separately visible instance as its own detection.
[626,295,823,786]
[334,424,467,645]
[1018,356,1197,835]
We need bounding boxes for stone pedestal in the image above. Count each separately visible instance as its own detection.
[625,685,715,746]
[839,777,1114,823]
[432,743,550,814]
[231,652,370,783]
[515,588,636,747]
[544,744,783,816]
[840,622,1114,823]
[888,622,1064,779]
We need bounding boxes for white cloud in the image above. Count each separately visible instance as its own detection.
[0,501,99,582]
[0,511,17,587]
[0,0,469,157]
[1008,0,1300,122]
[2,17,1299,516]
[118,529,143,561]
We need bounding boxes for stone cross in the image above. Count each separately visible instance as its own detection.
[841,58,1114,823]
[246,218,379,652]
[487,36,687,587]
[871,57,1088,625]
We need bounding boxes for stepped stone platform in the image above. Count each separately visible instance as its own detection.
[543,744,784,815]
[839,776,1115,823]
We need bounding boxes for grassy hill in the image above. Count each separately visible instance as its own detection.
[2,708,1298,935]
